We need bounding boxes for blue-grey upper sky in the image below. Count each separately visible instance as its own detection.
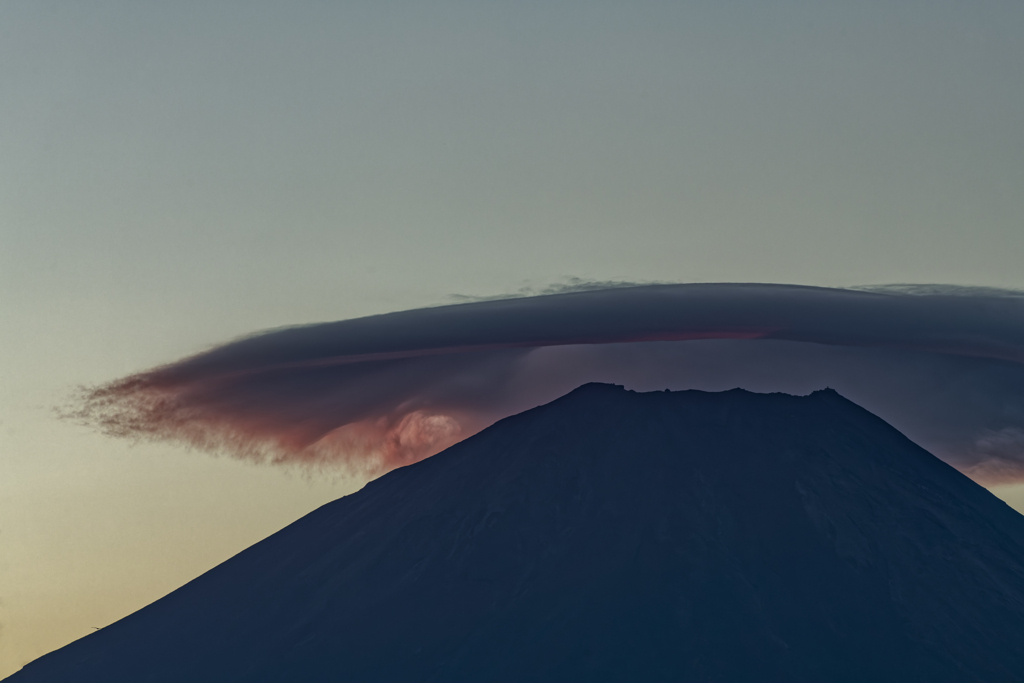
[3,0,1023,327]
[1,1,1022,676]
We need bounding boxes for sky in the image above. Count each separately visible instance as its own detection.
[2,0,1023,677]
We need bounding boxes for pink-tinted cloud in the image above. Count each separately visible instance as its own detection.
[71,283,1024,481]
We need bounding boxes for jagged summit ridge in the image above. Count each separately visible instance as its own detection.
[562,380,846,401]
[10,386,1024,683]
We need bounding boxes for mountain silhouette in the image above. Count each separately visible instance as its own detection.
[10,384,1024,682]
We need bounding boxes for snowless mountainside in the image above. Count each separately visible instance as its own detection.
[10,384,1024,682]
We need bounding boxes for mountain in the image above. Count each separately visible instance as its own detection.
[10,384,1024,682]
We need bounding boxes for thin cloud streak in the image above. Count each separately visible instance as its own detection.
[71,283,1024,482]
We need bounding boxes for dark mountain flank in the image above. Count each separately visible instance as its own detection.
[11,384,1024,682]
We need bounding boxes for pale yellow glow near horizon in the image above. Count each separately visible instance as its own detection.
[0,421,364,676]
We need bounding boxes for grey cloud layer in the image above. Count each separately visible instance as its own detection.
[75,283,1024,481]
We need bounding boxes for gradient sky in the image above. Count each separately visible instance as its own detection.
[2,1,1023,676]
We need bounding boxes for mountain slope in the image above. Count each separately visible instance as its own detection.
[10,384,1024,682]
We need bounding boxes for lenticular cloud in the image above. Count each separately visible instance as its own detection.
[71,283,1024,482]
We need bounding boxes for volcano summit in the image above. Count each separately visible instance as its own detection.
[11,384,1024,682]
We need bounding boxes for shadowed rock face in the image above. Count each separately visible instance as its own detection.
[11,384,1024,682]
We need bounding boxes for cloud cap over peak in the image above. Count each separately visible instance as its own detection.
[72,283,1024,482]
